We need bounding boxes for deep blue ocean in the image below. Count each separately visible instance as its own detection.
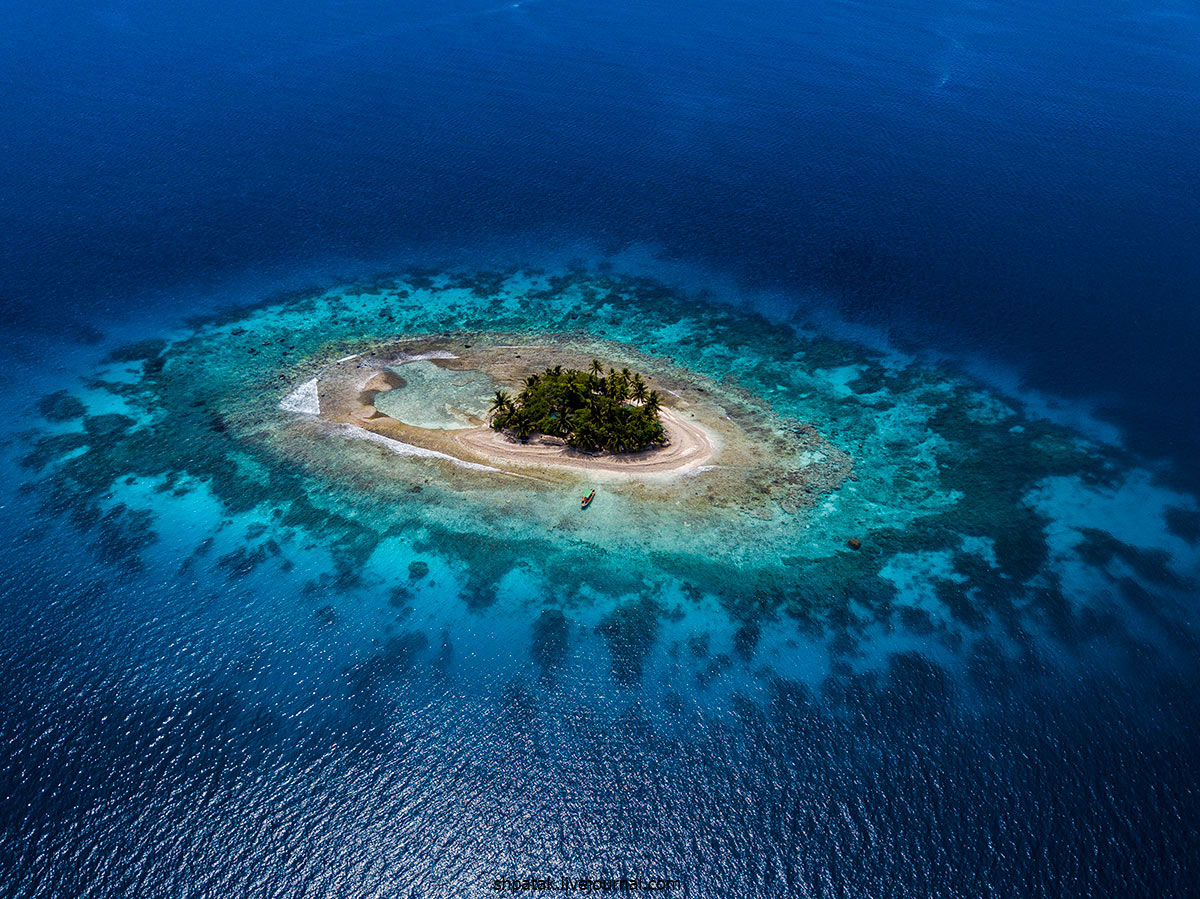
[2,1,1199,896]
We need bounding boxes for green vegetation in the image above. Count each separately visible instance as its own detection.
[488,361,666,453]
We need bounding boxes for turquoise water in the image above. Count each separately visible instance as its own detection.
[6,0,1200,889]
[18,266,1198,697]
[5,262,1199,893]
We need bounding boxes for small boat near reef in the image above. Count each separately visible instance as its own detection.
[581,489,595,509]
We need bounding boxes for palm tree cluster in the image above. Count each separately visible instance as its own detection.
[489,361,665,453]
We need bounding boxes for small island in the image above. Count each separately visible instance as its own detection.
[489,361,665,453]
[284,336,745,479]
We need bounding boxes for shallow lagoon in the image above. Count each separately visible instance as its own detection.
[371,360,498,430]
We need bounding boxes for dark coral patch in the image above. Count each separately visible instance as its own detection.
[531,608,569,672]
[597,597,662,687]
[36,390,86,422]
[1164,506,1200,544]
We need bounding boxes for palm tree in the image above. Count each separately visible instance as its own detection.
[513,413,534,442]
[546,408,569,438]
[489,390,512,415]
[590,359,604,377]
[631,377,648,404]
[605,368,627,402]
[643,390,661,416]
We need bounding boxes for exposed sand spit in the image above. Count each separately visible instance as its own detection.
[279,377,320,415]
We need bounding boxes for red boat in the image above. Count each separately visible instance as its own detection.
[580,489,596,509]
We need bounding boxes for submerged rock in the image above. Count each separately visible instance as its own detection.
[36,390,86,422]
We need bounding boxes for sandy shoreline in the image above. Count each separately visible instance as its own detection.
[452,406,716,475]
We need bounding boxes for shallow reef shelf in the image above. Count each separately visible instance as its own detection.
[18,267,1200,690]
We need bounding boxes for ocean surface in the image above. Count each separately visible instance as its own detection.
[2,1,1199,896]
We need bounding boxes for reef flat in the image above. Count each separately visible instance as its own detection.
[17,267,1200,691]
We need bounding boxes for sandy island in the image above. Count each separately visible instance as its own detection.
[277,334,851,507]
[286,338,723,480]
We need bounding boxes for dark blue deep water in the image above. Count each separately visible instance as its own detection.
[2,1,1199,896]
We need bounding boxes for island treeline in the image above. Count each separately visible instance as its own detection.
[489,361,665,453]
